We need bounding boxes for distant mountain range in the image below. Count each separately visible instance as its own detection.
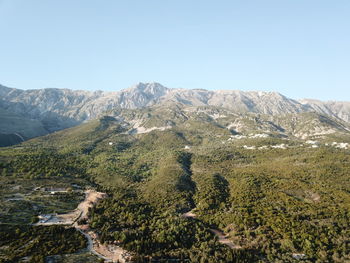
[1,82,349,146]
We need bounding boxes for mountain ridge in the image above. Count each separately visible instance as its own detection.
[1,82,350,145]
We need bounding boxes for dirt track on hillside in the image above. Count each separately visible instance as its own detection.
[182,210,241,249]
[74,190,132,263]
[35,189,132,262]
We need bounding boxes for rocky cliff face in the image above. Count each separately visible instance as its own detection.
[0,82,349,145]
[299,99,350,123]
[0,83,169,130]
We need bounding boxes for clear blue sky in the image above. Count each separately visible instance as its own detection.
[0,0,349,101]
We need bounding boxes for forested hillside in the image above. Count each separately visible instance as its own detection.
[1,106,350,262]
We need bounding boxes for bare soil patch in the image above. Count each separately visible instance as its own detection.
[182,210,241,249]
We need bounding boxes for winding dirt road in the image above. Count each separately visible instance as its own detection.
[37,189,132,262]
[182,210,241,249]
[76,228,113,262]
[209,229,241,249]
[74,190,132,263]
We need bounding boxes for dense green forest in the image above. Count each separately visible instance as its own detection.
[0,225,87,263]
[1,112,350,262]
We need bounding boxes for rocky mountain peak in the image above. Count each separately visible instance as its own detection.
[1,81,350,146]
[127,82,169,95]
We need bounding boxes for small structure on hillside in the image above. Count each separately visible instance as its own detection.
[38,214,54,223]
[41,187,67,193]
